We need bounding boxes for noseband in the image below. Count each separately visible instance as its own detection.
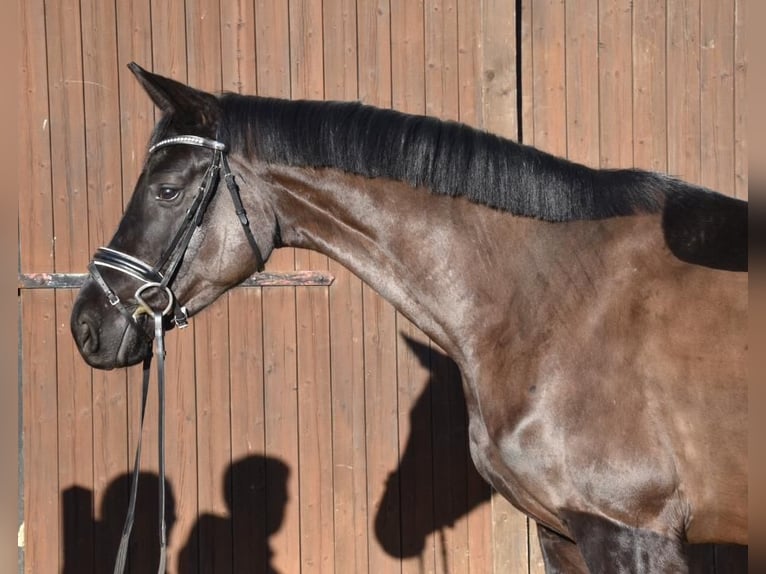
[87,134,264,574]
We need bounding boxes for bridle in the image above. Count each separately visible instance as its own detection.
[89,134,263,332]
[87,134,264,574]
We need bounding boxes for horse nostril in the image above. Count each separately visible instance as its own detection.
[77,317,100,354]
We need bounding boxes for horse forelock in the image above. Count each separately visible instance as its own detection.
[215,93,682,222]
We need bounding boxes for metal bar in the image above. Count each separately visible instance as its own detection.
[18,271,335,290]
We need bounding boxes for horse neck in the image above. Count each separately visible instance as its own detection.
[256,163,561,362]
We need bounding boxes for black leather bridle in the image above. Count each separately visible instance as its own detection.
[89,134,263,332]
[88,134,264,574]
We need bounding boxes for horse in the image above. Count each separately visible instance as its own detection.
[70,63,747,573]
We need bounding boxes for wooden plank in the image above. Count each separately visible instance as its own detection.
[185,3,235,572]
[490,496,529,574]
[701,0,736,196]
[44,2,116,573]
[391,0,425,113]
[632,0,667,172]
[496,2,536,573]
[90,367,128,574]
[598,0,634,168]
[106,10,158,570]
[457,4,494,571]
[565,0,600,166]
[482,0,517,139]
[396,319,435,574]
[357,0,392,108]
[219,10,269,574]
[327,254,368,574]
[667,0,701,184]
[19,9,57,571]
[429,341,478,574]
[19,0,53,275]
[22,291,60,573]
[457,0,483,130]
[81,0,123,248]
[733,0,747,200]
[518,0,534,144]
[527,519,548,573]
[115,0,153,202]
[220,0,257,95]
[531,0,565,157]
[389,3,436,573]
[295,270,334,574]
[289,2,336,570]
[262,286,301,574]
[425,0,459,122]
[354,2,400,572]
[253,3,302,573]
[362,288,401,573]
[160,325,200,574]
[227,288,269,573]
[424,2,477,572]
[46,0,88,273]
[193,296,233,573]
[322,3,370,572]
[55,289,94,574]
[323,0,359,101]
[78,3,135,571]
[147,6,198,572]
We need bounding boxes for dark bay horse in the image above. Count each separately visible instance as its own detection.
[71,63,747,573]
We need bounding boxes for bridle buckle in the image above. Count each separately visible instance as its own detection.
[174,306,190,329]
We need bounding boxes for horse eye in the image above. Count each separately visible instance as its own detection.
[156,186,181,202]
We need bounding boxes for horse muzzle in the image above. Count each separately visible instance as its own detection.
[70,280,153,369]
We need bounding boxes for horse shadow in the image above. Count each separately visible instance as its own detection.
[176,455,290,573]
[62,471,178,574]
[374,336,493,562]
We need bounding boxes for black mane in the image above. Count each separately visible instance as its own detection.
[219,94,699,222]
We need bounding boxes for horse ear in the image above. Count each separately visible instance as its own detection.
[127,62,219,125]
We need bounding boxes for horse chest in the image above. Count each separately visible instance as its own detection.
[466,405,572,534]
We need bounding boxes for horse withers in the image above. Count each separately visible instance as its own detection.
[71,63,747,573]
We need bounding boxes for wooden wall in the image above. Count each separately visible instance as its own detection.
[19,1,746,572]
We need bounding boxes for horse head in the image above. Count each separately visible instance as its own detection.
[71,64,276,369]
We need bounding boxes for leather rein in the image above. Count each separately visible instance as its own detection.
[87,134,263,573]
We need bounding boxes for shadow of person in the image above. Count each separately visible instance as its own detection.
[177,455,290,573]
[62,472,177,573]
[374,336,492,564]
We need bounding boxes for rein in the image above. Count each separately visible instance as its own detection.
[87,134,263,573]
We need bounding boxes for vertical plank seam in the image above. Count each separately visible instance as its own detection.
[697,0,702,183]
[17,295,25,574]
[515,0,523,143]
[54,294,63,574]
[563,0,569,159]
[111,0,125,212]
[226,293,235,566]
[730,0,737,197]
[32,2,54,573]
[665,0,669,178]
[216,1,238,567]
[631,0,635,168]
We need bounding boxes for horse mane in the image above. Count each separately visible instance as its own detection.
[218,93,701,222]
